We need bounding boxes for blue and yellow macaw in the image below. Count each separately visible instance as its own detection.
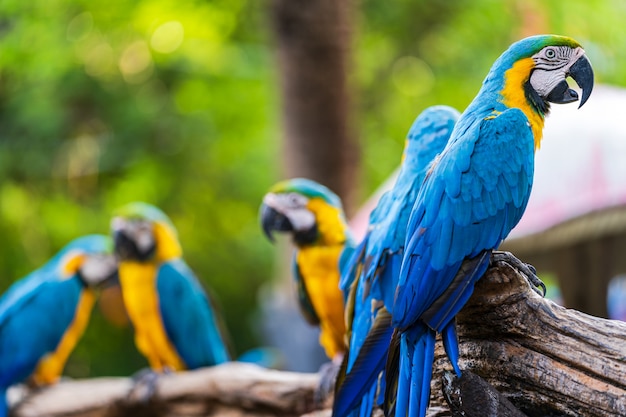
[0,235,117,417]
[111,202,230,373]
[387,35,593,417]
[333,105,460,417]
[260,178,354,362]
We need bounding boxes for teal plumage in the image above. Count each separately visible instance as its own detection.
[333,106,459,417]
[0,235,115,417]
[157,259,230,368]
[390,35,593,417]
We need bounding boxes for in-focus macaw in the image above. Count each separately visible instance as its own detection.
[333,105,460,417]
[260,178,355,363]
[386,35,593,417]
[111,202,230,373]
[0,235,117,417]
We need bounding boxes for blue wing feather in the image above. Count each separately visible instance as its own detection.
[157,260,230,369]
[333,106,459,417]
[0,276,82,388]
[389,108,535,417]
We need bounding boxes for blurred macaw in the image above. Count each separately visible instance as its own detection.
[0,235,117,417]
[333,105,460,417]
[386,35,593,417]
[260,178,355,362]
[111,202,230,373]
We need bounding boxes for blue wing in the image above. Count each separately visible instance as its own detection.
[157,260,231,369]
[393,108,534,328]
[0,274,82,389]
[333,106,459,417]
[390,108,535,417]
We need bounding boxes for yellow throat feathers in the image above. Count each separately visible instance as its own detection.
[501,57,545,150]
[306,198,348,246]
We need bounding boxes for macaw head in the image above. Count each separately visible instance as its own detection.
[402,105,460,168]
[111,202,182,263]
[58,234,118,289]
[492,34,594,112]
[260,178,347,247]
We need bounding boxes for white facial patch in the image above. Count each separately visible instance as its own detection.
[80,253,117,286]
[530,46,585,98]
[266,192,316,232]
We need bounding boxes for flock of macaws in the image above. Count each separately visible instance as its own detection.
[0,203,231,416]
[0,34,594,417]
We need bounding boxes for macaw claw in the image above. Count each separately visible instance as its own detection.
[127,368,161,404]
[491,251,546,297]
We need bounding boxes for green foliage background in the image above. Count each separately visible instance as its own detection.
[0,0,623,376]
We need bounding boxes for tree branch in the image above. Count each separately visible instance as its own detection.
[430,252,626,417]
[12,362,323,417]
[11,254,626,417]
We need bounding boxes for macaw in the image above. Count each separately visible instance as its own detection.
[0,235,117,417]
[260,178,355,363]
[387,35,593,417]
[111,202,230,373]
[333,105,460,417]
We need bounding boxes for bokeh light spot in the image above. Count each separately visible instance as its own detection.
[391,56,435,97]
[119,41,153,83]
[67,12,94,42]
[151,21,185,54]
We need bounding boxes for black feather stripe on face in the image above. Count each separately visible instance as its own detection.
[524,77,550,116]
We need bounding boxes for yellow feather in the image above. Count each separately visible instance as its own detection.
[33,289,96,385]
[306,198,348,246]
[118,261,186,371]
[297,245,346,359]
[501,57,545,150]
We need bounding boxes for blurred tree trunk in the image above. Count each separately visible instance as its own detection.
[269,0,359,215]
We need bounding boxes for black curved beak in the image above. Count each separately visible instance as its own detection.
[260,203,293,243]
[569,54,594,108]
[547,55,594,108]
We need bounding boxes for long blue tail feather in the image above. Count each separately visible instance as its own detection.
[442,320,461,376]
[0,389,7,417]
[332,310,393,417]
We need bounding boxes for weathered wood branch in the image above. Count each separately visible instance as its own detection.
[12,362,323,417]
[430,252,626,417]
[11,254,626,417]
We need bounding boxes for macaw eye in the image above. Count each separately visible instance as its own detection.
[288,193,303,207]
[545,48,556,59]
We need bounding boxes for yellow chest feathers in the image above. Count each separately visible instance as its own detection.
[501,57,545,150]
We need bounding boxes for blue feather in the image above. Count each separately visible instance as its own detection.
[333,106,459,417]
[157,259,230,368]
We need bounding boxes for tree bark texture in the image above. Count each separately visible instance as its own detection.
[11,362,321,417]
[11,255,626,417]
[269,0,359,214]
[429,252,626,417]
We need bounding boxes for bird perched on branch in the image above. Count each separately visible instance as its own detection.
[335,34,594,417]
[0,235,117,417]
[260,179,354,364]
[333,105,459,417]
[111,202,230,374]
